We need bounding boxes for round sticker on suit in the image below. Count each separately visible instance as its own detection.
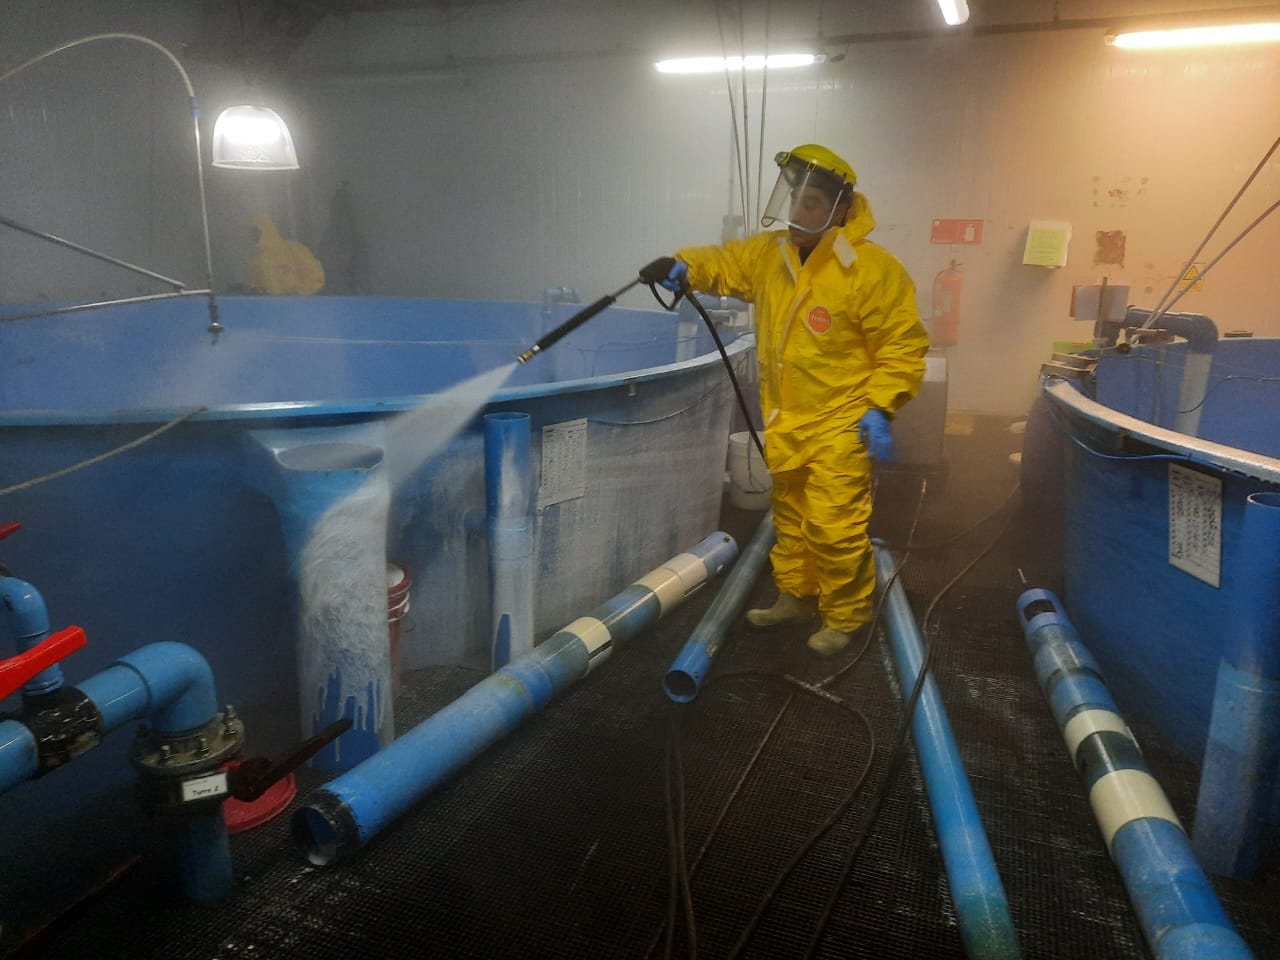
[805,305,833,335]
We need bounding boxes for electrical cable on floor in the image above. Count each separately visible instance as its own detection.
[656,671,876,960]
[800,497,1020,960]
[653,472,1022,958]
[717,479,931,960]
[648,478,926,959]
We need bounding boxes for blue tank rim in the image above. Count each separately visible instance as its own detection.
[0,333,756,428]
[1041,375,1280,486]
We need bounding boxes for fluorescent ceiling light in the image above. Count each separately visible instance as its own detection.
[937,0,970,26]
[211,105,300,170]
[1108,22,1280,49]
[655,53,825,75]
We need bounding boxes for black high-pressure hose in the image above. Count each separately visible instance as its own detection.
[637,257,767,459]
[517,257,764,456]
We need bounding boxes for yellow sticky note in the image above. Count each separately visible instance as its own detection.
[1023,220,1072,267]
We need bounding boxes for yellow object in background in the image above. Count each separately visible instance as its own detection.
[247,213,325,295]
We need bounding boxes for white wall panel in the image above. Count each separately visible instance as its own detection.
[4,0,1277,414]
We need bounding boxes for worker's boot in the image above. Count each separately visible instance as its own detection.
[806,624,854,657]
[745,592,818,629]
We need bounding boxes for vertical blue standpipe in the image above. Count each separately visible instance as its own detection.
[254,437,393,773]
[1,641,231,903]
[1131,309,1218,437]
[874,545,1021,960]
[293,531,739,865]
[1193,491,1280,878]
[0,575,64,696]
[484,412,534,670]
[1017,588,1255,960]
[663,510,776,702]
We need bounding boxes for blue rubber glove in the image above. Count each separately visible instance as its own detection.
[660,259,689,293]
[859,409,893,461]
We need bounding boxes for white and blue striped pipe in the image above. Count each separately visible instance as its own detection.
[292,531,739,865]
[1193,491,1280,879]
[663,510,775,702]
[484,412,535,670]
[1017,588,1255,960]
[875,545,1022,960]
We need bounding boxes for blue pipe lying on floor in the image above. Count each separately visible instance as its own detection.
[663,510,775,702]
[293,531,739,865]
[874,545,1022,960]
[1017,588,1255,960]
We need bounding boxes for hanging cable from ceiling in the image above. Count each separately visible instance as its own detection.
[715,0,778,238]
[716,1,750,233]
[755,0,773,228]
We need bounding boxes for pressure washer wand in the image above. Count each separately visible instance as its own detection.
[515,278,642,364]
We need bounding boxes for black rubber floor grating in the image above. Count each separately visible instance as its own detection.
[9,424,1280,960]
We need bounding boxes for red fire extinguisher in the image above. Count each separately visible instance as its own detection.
[931,260,963,347]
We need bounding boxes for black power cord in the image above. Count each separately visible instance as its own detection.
[644,480,926,960]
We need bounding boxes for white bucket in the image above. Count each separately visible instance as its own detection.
[727,431,771,510]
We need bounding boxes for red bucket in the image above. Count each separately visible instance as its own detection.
[387,562,411,695]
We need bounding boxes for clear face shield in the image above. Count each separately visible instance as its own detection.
[760,157,850,236]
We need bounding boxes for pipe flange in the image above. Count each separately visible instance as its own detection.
[132,710,245,817]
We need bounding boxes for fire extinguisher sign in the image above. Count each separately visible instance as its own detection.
[931,219,984,245]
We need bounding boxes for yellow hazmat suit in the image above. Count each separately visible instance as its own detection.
[676,192,928,631]
[247,213,325,295]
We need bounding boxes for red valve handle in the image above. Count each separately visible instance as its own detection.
[0,626,87,700]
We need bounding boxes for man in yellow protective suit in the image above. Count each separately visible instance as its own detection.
[246,213,325,295]
[660,144,929,656]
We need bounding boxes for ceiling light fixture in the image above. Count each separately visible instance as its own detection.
[655,53,825,75]
[937,0,970,26]
[1107,21,1280,49]
[211,104,300,170]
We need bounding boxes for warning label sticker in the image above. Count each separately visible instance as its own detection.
[1168,463,1221,588]
[538,418,588,508]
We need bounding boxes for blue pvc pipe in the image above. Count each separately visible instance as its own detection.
[1017,588,1255,960]
[293,531,739,865]
[0,718,38,794]
[484,411,534,670]
[1126,307,1219,436]
[4,641,232,903]
[251,434,393,772]
[875,545,1021,960]
[0,574,64,696]
[174,807,234,905]
[1193,491,1280,878]
[664,510,776,702]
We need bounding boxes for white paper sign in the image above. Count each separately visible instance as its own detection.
[1168,463,1221,588]
[538,418,588,508]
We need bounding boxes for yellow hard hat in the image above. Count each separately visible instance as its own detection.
[775,144,857,192]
